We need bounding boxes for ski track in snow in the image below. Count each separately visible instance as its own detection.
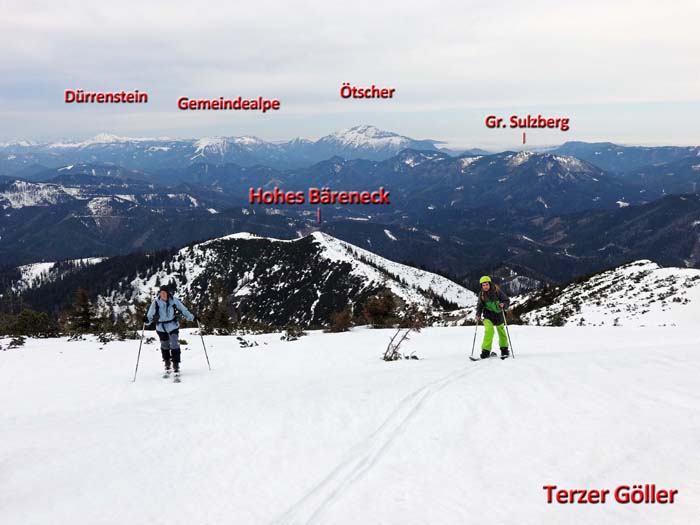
[276,362,492,524]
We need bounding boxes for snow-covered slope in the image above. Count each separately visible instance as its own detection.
[521,260,700,326]
[12,258,106,292]
[0,177,208,213]
[310,232,474,308]
[1,325,698,524]
[0,181,83,209]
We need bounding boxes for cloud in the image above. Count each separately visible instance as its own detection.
[0,0,698,146]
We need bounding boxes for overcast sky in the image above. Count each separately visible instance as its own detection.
[1,0,698,148]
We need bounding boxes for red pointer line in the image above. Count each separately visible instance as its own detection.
[522,132,526,144]
[317,207,321,223]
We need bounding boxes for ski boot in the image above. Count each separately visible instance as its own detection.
[480,349,492,359]
[173,362,181,383]
[163,360,172,378]
[500,347,510,360]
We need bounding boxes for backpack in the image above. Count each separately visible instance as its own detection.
[144,298,179,331]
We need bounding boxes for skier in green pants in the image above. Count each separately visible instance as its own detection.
[475,276,510,359]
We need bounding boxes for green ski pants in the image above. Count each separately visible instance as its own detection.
[482,318,508,350]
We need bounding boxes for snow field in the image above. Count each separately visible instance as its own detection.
[1,326,699,524]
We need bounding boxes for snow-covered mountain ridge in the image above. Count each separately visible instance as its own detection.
[0,180,84,209]
[9,230,700,330]
[119,231,475,324]
[318,125,439,151]
[12,126,433,153]
[0,178,203,212]
[11,258,106,292]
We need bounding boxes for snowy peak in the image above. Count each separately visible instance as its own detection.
[506,151,534,167]
[319,125,436,150]
[313,126,442,159]
[503,151,596,174]
[325,125,407,146]
[518,260,700,327]
[193,137,230,158]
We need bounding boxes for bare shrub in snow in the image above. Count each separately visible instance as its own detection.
[383,327,420,361]
[363,289,399,328]
[327,304,353,332]
[9,336,26,348]
[281,324,306,341]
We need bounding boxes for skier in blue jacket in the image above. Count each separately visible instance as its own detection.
[144,286,196,375]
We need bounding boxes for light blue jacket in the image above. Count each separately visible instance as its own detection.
[146,296,195,333]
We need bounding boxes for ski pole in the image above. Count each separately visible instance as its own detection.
[197,320,211,371]
[132,322,146,382]
[470,317,479,359]
[502,309,515,359]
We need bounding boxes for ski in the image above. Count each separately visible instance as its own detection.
[469,354,499,362]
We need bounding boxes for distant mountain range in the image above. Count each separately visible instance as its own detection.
[290,150,632,214]
[2,127,700,294]
[0,148,645,270]
[7,149,645,213]
[4,128,699,177]
[3,151,700,286]
[0,125,457,174]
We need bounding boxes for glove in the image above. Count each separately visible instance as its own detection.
[142,314,149,323]
[475,315,481,323]
[192,315,199,324]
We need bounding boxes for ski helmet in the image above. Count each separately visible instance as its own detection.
[479,276,492,284]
